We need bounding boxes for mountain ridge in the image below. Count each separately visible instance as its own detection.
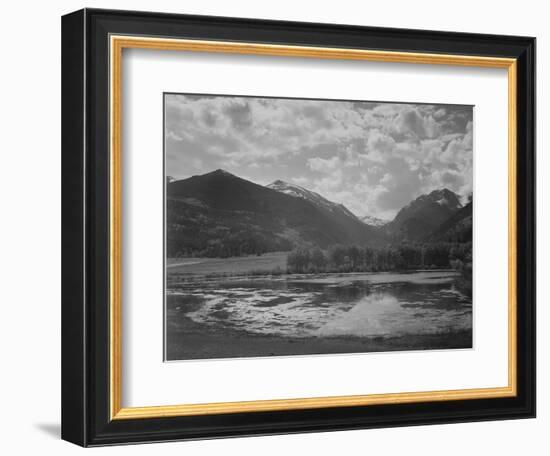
[267,179,360,222]
[167,170,470,257]
[166,170,384,257]
[386,188,463,241]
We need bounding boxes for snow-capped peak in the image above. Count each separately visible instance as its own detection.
[360,215,389,227]
[267,180,359,221]
[267,180,306,198]
[428,188,462,210]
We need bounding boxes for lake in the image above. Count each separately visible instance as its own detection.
[166,270,472,360]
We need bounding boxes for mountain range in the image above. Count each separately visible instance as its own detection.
[166,169,471,257]
[385,188,463,241]
[267,180,360,222]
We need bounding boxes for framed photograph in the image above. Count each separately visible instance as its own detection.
[61,8,535,446]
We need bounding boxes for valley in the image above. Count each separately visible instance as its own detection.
[164,169,473,360]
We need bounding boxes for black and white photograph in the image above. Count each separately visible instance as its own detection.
[164,93,474,361]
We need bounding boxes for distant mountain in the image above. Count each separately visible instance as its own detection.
[166,170,385,257]
[360,215,389,228]
[267,180,360,221]
[386,188,463,241]
[428,201,472,243]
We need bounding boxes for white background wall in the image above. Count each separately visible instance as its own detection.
[0,0,545,454]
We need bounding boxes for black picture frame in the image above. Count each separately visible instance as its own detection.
[62,8,535,447]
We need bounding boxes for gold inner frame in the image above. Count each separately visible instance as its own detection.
[109,35,518,420]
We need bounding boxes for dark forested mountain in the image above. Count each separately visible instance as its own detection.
[386,188,463,242]
[428,201,472,243]
[166,170,385,257]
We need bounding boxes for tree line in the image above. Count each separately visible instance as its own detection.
[286,242,472,274]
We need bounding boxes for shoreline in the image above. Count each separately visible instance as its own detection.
[166,252,464,281]
[167,268,461,284]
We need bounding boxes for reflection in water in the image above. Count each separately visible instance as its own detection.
[167,271,472,339]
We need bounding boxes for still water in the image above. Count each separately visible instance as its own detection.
[167,271,472,339]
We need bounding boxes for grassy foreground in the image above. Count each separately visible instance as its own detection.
[166,313,472,361]
[167,252,288,277]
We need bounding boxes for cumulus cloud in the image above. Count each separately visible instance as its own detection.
[166,94,473,219]
[307,156,341,173]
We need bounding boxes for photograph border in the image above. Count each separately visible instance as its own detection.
[61,8,535,446]
[161,90,476,363]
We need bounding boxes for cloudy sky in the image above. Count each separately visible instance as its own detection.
[165,94,473,220]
